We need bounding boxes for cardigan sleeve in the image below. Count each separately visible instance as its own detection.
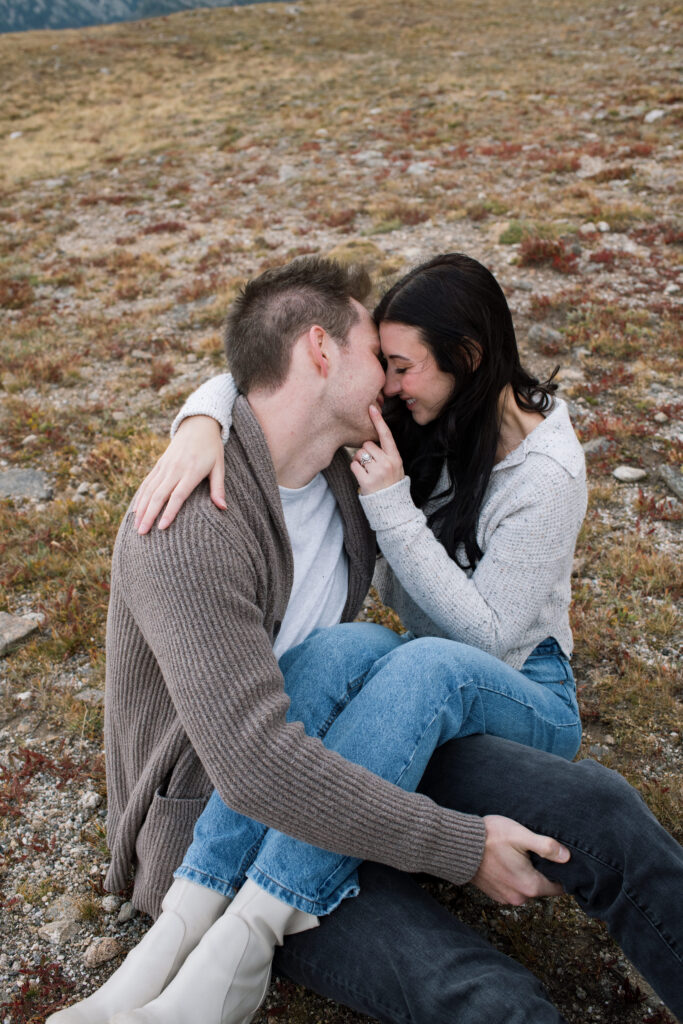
[360,460,584,660]
[171,373,238,444]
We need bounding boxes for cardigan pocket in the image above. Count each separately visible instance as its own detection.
[133,789,208,913]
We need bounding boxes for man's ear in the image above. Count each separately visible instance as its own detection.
[306,325,330,378]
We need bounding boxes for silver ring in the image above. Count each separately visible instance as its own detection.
[359,451,372,467]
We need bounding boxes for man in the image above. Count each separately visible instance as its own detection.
[50,258,682,1024]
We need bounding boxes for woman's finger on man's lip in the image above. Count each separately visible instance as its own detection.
[369,405,399,451]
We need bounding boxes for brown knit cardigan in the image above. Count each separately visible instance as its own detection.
[104,397,485,919]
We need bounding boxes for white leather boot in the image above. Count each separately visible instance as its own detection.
[111,879,319,1024]
[46,879,230,1023]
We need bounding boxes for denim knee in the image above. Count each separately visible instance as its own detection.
[566,758,647,837]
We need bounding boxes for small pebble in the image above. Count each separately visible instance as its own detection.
[39,919,80,945]
[80,791,103,810]
[84,937,123,968]
[653,411,668,424]
[613,466,647,483]
[659,465,683,501]
[117,901,136,923]
[102,895,120,913]
[528,324,563,345]
[582,437,610,455]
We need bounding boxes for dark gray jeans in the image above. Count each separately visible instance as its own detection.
[273,735,683,1024]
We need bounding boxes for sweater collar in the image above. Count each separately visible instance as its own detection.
[492,398,584,478]
[231,395,284,522]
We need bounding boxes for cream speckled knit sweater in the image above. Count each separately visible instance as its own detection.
[175,378,587,670]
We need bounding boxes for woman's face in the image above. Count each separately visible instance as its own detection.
[379,321,455,425]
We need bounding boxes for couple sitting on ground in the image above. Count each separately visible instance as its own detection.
[51,254,683,1024]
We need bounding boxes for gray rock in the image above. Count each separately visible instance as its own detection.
[582,437,611,455]
[528,324,563,345]
[45,895,80,923]
[277,164,298,183]
[0,469,53,500]
[589,743,610,758]
[659,465,683,501]
[130,349,153,361]
[39,918,80,945]
[644,109,665,124]
[73,687,104,705]
[84,937,123,968]
[613,466,647,483]
[80,790,103,810]
[101,895,120,914]
[117,901,136,923]
[577,154,606,179]
[0,612,39,656]
[557,367,583,383]
[653,411,669,424]
[406,161,433,176]
[352,150,385,166]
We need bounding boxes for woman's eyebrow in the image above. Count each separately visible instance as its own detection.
[386,353,412,361]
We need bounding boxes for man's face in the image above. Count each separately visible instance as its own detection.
[330,300,386,446]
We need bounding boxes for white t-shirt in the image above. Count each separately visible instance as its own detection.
[273,472,349,658]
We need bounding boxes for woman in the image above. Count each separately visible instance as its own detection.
[53,254,586,1024]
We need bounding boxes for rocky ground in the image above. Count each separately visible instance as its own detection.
[0,0,681,1021]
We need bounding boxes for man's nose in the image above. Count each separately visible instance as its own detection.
[383,374,401,396]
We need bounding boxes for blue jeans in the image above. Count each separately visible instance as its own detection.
[176,623,581,914]
[274,736,683,1023]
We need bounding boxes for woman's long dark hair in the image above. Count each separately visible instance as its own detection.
[373,253,557,571]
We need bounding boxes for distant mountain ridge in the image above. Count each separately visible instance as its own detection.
[0,0,275,33]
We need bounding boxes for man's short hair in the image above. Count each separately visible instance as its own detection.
[224,256,372,393]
